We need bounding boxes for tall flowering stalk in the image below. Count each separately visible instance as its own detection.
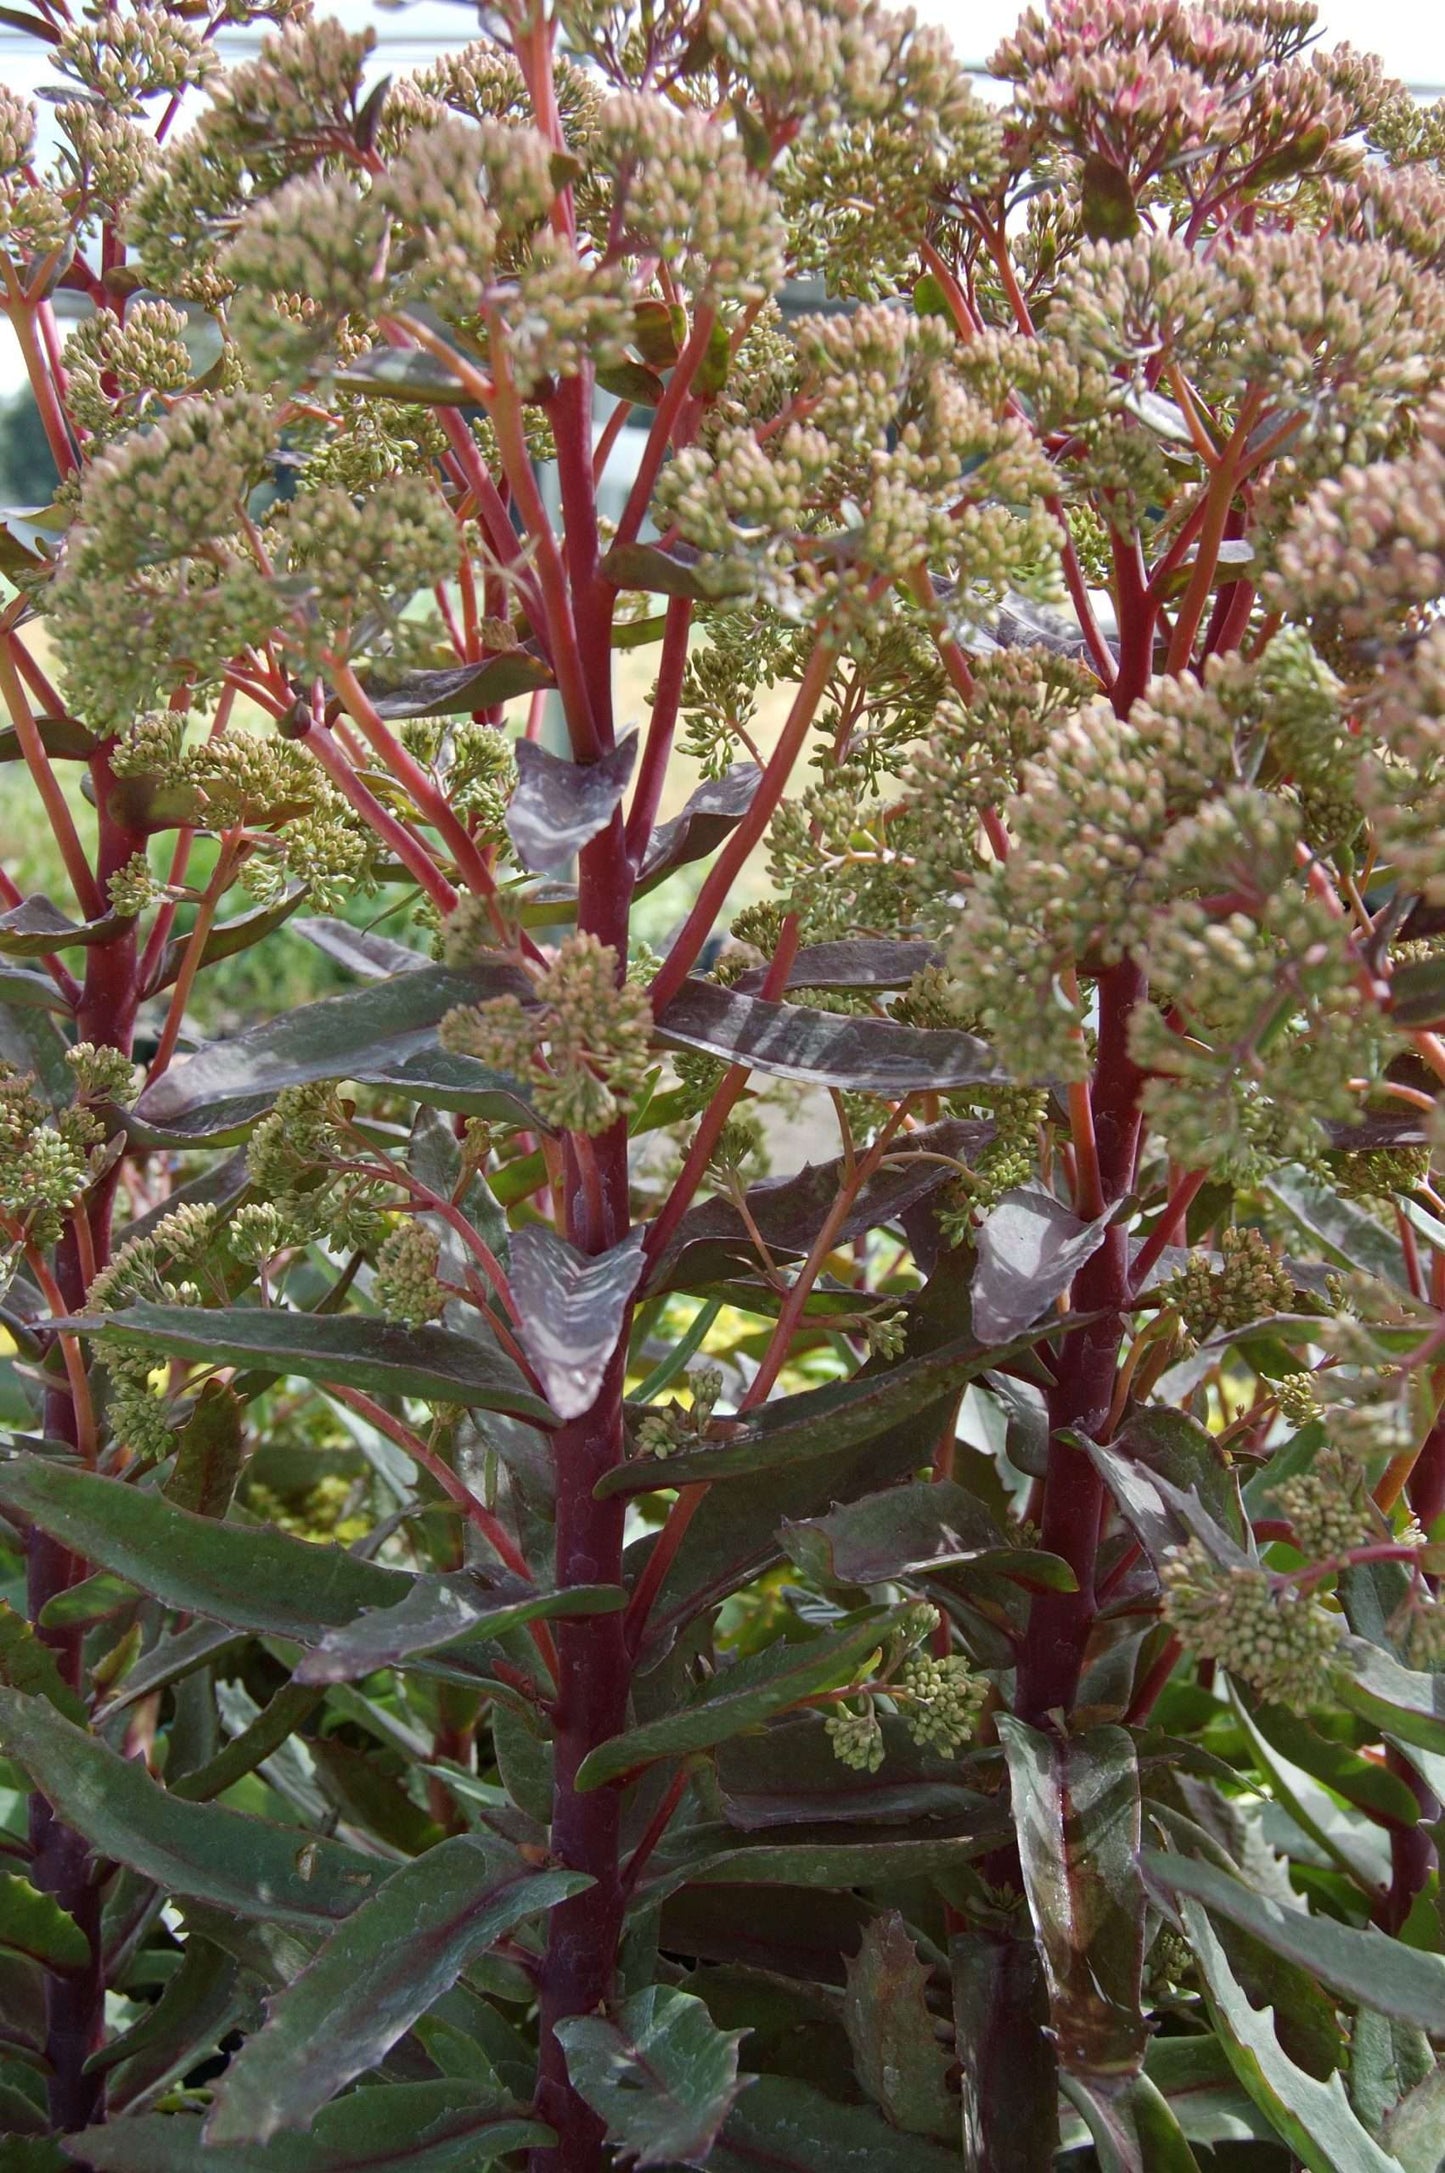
[2,0,1445,2165]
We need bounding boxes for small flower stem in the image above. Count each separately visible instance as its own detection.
[613,305,718,555]
[24,1249,96,1466]
[300,720,459,915]
[649,637,836,1012]
[618,1762,693,1901]
[329,659,499,898]
[1130,1169,1208,1292]
[625,595,691,866]
[144,840,237,1087]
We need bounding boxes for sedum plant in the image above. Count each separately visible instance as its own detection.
[9,0,1445,2164]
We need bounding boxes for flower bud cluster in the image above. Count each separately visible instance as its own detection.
[63,301,195,444]
[1271,1450,1380,1562]
[273,476,457,650]
[66,1043,139,1108]
[894,1651,989,1754]
[1160,1540,1340,1712]
[224,174,388,383]
[88,1199,222,1459]
[1159,1226,1296,1342]
[635,1366,724,1460]
[0,1066,103,1248]
[440,933,652,1138]
[594,94,786,307]
[55,4,215,116]
[374,1219,446,1326]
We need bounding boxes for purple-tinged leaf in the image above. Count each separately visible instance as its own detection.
[292,917,427,979]
[715,1717,991,1831]
[0,1690,376,1926]
[295,1575,625,1683]
[652,1820,1006,1901]
[1082,1434,1251,1573]
[999,1718,1148,2082]
[510,1224,647,1422]
[72,1303,554,1425]
[365,650,553,719]
[1263,1164,1408,1291]
[1109,1406,1248,1548]
[0,894,130,956]
[656,980,1002,1094]
[1338,1636,1445,1755]
[506,730,637,876]
[707,2075,959,2173]
[333,347,472,403]
[66,2085,549,2171]
[556,1987,751,2169]
[647,1117,992,1295]
[206,1838,589,2145]
[133,964,536,1133]
[150,890,308,997]
[602,539,734,601]
[953,1931,1058,2173]
[842,1913,953,2138]
[729,940,942,996]
[971,1184,1109,1342]
[1064,2073,1203,2172]
[0,963,69,1013]
[780,1479,1075,1593]
[163,1379,246,1521]
[637,766,761,888]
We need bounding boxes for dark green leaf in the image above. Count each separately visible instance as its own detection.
[603,1325,1042,1498]
[132,965,538,1135]
[1177,1897,1399,2172]
[577,1614,899,1791]
[602,540,725,600]
[0,1454,409,1642]
[365,651,553,719]
[972,1184,1109,1341]
[842,1911,953,2137]
[0,1873,88,1970]
[1229,1691,1395,1896]
[1145,1850,1445,2030]
[1112,1405,1248,1547]
[1389,953,1445,1027]
[1081,151,1140,238]
[1000,1718,1148,2081]
[295,1575,625,1684]
[163,1379,246,1521]
[206,1838,588,2144]
[707,2074,960,2172]
[0,1690,377,1925]
[656,979,1003,1093]
[1063,2074,1203,2173]
[556,1986,750,2168]
[595,359,667,406]
[76,1303,554,1423]
[715,1715,992,1829]
[64,2085,548,2171]
[102,1936,249,2111]
[506,732,636,876]
[510,1225,647,1422]
[1381,2066,1445,2173]
[1263,1167,1407,1291]
[780,1477,1075,1592]
[1338,1636,1445,1754]
[1142,2036,1279,2146]
[0,965,68,1013]
[151,890,309,998]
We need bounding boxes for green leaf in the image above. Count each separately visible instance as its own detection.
[707,2074,960,2172]
[101,1935,248,2111]
[0,1690,378,1926]
[1338,1636,1445,1754]
[163,1379,246,1520]
[150,890,309,999]
[0,1455,409,1643]
[1263,1166,1408,1291]
[0,964,69,1013]
[556,1986,750,2168]
[1112,1405,1249,1547]
[576,1614,900,1791]
[600,1326,1043,1496]
[1388,953,1445,1027]
[656,978,1003,1093]
[294,1576,625,1684]
[842,1912,953,2138]
[1063,2073,1203,2172]
[1381,2066,1445,2173]
[717,1716,992,1829]
[64,2086,549,2171]
[595,358,667,406]
[0,1873,88,1970]
[131,964,538,1136]
[1228,1688,1393,1896]
[1141,2036,1279,2146]
[0,1600,87,1723]
[1000,1718,1148,2081]
[1081,151,1140,239]
[1145,1850,1445,2031]
[1178,1897,1400,2172]
[601,540,723,601]
[652,1821,1007,1895]
[75,1304,554,1423]
[780,1478,1075,1593]
[206,1838,588,2144]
